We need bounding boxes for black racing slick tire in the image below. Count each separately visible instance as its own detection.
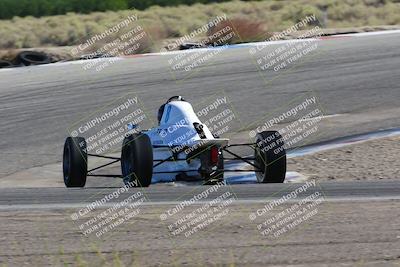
[63,137,87,187]
[254,131,286,183]
[17,51,50,66]
[0,60,13,69]
[121,133,153,187]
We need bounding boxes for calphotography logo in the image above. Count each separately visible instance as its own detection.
[70,14,152,72]
[250,14,323,73]
[249,180,325,239]
[249,94,324,153]
[70,183,146,238]
[165,14,239,80]
[195,93,239,138]
[159,182,236,238]
[166,14,227,51]
[3,0,399,266]
[67,94,150,154]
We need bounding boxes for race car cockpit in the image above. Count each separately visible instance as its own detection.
[157,96,186,124]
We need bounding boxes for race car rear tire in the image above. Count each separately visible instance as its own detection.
[63,137,87,187]
[254,131,286,183]
[121,133,153,187]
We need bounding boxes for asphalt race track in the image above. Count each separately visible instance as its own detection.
[0,181,399,209]
[0,31,400,266]
[1,31,400,178]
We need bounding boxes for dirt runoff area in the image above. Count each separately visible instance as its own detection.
[1,200,400,266]
[288,135,400,181]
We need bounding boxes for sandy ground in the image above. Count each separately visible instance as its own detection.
[1,200,399,266]
[288,136,400,181]
[2,25,400,63]
[1,136,399,266]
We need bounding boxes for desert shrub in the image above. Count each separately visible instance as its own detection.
[363,0,387,6]
[0,0,234,19]
[281,4,323,26]
[328,2,368,23]
[207,17,267,44]
[0,0,399,50]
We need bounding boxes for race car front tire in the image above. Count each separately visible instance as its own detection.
[254,131,286,183]
[121,133,153,187]
[63,137,87,187]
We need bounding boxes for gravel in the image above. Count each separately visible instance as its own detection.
[288,136,400,181]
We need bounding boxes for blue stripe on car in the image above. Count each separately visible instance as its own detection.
[165,105,171,123]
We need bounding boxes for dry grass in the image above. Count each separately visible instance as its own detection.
[0,0,399,54]
[208,17,268,44]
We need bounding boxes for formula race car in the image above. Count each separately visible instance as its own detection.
[63,96,287,187]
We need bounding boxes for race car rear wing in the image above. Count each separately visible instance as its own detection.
[191,138,229,148]
[152,138,229,149]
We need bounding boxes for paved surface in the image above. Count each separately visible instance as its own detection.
[0,31,400,266]
[0,181,399,208]
[1,31,400,178]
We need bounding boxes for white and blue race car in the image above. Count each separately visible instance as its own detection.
[62,96,286,187]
